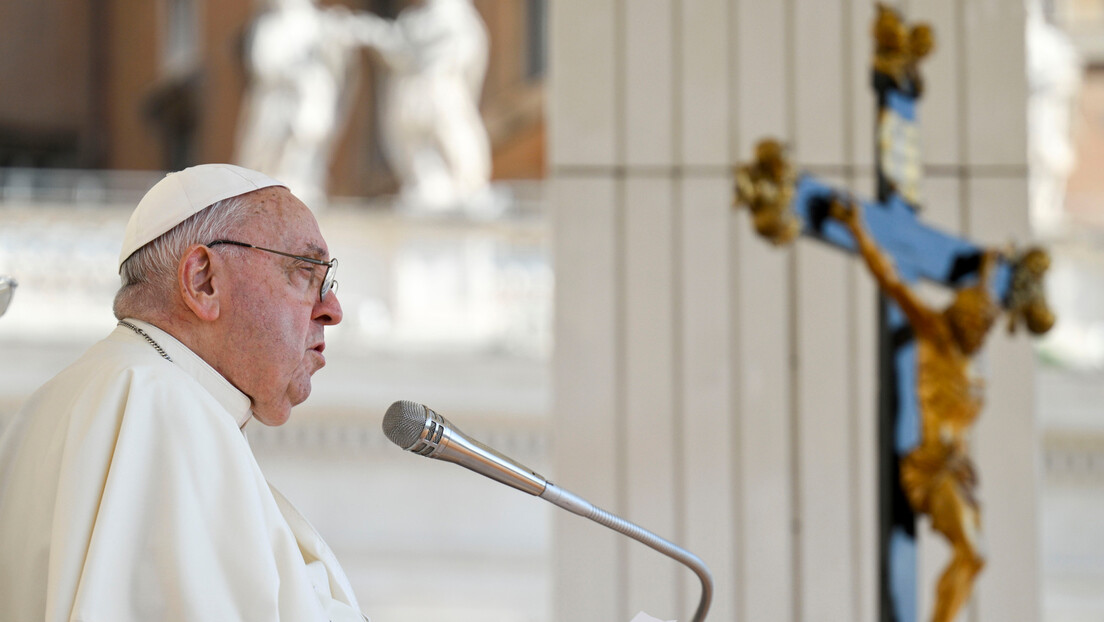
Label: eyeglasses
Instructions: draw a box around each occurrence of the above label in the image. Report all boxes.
[207,240,338,302]
[0,276,16,318]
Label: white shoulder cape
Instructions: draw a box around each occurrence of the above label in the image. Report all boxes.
[0,320,366,621]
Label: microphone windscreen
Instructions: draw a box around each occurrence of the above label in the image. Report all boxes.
[383,400,429,448]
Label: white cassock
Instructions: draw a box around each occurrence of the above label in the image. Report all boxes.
[0,320,367,622]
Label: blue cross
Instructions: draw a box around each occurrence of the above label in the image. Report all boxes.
[791,169,1013,622]
[734,9,1052,619]
[737,78,1025,622]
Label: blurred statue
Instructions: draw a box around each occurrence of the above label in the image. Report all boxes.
[733,139,801,245]
[1026,2,1082,235]
[235,0,359,207]
[0,276,15,318]
[832,200,998,622]
[351,0,493,212]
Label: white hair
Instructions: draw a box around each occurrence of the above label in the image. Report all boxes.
[113,194,256,319]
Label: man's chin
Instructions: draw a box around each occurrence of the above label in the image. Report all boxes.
[290,377,313,405]
[253,406,293,427]
[250,376,314,426]
[279,380,313,415]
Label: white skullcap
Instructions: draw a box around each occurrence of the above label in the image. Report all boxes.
[118,163,286,271]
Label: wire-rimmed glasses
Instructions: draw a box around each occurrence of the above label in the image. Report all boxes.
[206,240,338,302]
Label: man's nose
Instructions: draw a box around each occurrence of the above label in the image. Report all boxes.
[315,290,343,325]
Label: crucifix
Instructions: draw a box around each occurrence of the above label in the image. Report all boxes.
[733,5,1054,622]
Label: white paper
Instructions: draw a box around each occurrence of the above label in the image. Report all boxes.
[629,612,676,622]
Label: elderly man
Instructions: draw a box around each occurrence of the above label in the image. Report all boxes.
[0,164,365,621]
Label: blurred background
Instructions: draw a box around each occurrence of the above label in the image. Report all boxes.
[0,0,1103,621]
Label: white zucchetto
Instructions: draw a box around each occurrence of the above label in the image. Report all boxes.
[118,163,285,271]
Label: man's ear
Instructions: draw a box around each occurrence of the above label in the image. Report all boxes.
[179,245,220,321]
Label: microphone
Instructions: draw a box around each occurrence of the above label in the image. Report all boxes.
[382,400,714,622]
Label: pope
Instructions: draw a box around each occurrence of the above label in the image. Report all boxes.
[0,164,366,621]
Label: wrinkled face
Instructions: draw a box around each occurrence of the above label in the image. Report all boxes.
[214,187,343,425]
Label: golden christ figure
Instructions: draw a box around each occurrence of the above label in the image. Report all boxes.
[832,199,995,622]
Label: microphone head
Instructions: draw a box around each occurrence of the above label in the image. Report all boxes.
[383,400,431,449]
